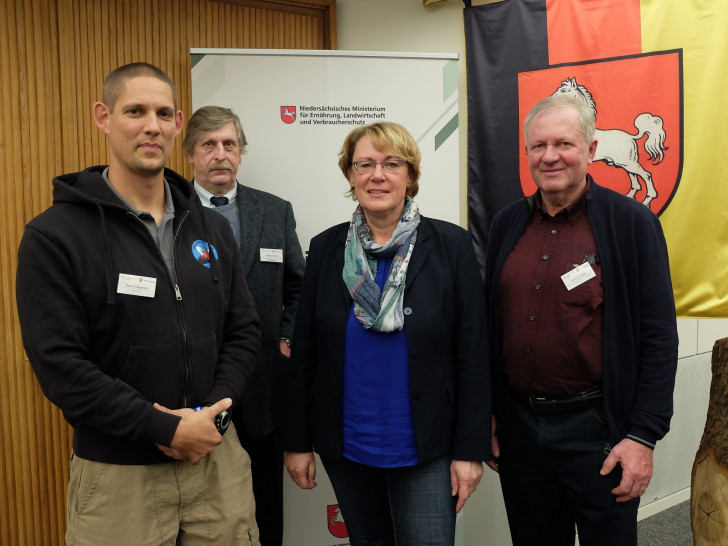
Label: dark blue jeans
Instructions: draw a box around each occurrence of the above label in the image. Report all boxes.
[498,393,639,546]
[320,454,456,546]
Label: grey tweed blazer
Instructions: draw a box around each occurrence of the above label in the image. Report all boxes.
[202,181,306,438]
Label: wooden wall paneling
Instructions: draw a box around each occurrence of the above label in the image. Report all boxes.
[0,5,14,542]
[77,2,93,171]
[25,1,61,541]
[78,1,89,169]
[41,0,61,210]
[277,10,284,47]
[9,2,31,543]
[59,1,83,173]
[25,0,42,504]
[32,48,72,504]
[257,6,265,46]
[204,1,215,48]
[42,2,69,519]
[225,3,235,45]
[5,3,27,543]
[176,3,188,86]
[28,1,42,191]
[242,3,252,44]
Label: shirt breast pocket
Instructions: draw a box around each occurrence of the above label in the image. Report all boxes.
[560,259,603,313]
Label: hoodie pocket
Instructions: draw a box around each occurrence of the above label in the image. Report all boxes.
[188,334,218,403]
[119,342,186,407]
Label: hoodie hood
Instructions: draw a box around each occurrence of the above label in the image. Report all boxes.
[52,165,197,210]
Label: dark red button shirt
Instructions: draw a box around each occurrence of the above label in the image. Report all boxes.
[499,185,604,397]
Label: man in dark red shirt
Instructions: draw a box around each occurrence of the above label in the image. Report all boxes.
[484,95,678,546]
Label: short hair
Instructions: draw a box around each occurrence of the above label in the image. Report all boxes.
[102,62,178,111]
[524,95,596,145]
[183,106,248,156]
[338,122,421,200]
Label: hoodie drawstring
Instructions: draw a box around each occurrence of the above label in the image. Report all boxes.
[97,204,118,305]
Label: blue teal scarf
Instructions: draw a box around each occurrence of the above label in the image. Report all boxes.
[342,198,420,332]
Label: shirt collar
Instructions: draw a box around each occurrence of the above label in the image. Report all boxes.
[193,180,238,208]
[535,177,590,223]
[102,166,175,218]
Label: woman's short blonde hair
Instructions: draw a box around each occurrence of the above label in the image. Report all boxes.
[338,122,421,200]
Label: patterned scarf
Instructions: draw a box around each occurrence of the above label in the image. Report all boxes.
[342,198,420,332]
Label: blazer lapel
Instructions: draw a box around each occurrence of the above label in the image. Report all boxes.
[336,227,352,304]
[405,218,431,290]
[237,184,260,274]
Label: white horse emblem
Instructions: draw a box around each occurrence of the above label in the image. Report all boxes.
[552,77,668,208]
[282,107,296,121]
[329,506,345,524]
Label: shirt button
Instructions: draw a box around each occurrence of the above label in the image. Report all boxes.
[551,230,557,235]
[542,255,549,260]
[529,315,535,321]
[404,307,412,316]
[535,284,541,290]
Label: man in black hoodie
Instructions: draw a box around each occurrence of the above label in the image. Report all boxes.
[16,63,262,545]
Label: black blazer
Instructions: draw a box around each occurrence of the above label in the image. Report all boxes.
[283,216,491,463]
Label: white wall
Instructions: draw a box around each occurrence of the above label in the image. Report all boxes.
[336,1,727,544]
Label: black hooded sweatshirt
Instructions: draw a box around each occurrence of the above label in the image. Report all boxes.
[16,166,260,464]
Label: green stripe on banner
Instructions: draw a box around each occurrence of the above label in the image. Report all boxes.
[435,114,458,151]
[443,59,458,101]
[190,54,205,69]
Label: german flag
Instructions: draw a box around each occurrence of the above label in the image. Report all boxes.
[465,0,727,317]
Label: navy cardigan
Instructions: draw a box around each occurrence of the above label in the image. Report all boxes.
[485,178,678,449]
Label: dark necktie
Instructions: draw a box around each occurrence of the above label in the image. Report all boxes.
[210,196,229,207]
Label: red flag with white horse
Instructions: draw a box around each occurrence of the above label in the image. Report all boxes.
[517,51,682,215]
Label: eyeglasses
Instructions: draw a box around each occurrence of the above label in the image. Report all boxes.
[352,159,407,174]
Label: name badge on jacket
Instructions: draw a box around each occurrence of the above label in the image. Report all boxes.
[117,273,157,298]
[260,248,283,263]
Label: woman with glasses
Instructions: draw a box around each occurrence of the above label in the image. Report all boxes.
[283,122,491,546]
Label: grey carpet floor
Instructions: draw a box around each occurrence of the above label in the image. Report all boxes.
[638,500,692,545]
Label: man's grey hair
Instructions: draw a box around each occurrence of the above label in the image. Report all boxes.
[524,95,596,145]
[183,105,248,155]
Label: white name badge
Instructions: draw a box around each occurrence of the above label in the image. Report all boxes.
[260,248,283,263]
[561,262,596,291]
[117,273,157,298]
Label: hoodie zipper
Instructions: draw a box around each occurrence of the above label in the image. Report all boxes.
[171,210,193,407]
[128,209,193,407]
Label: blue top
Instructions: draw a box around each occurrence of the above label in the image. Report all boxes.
[342,257,419,468]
